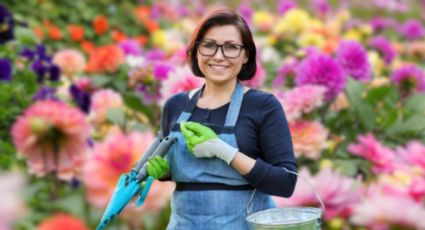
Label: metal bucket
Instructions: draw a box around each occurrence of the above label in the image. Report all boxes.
[246,167,324,230]
[246,207,322,230]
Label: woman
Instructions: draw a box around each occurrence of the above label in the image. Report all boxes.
[146,7,297,229]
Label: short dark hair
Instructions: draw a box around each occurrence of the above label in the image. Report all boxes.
[186,7,257,81]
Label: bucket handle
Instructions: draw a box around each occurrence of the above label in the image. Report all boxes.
[246,167,326,215]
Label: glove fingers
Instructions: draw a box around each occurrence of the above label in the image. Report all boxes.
[146,162,159,178]
[156,156,169,171]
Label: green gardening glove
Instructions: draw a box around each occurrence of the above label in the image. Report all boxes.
[146,156,169,179]
[180,121,238,164]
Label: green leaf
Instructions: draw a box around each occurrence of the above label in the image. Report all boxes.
[405,92,425,114]
[387,114,425,135]
[345,79,375,131]
[336,160,358,177]
[91,75,111,87]
[122,92,154,118]
[106,108,126,127]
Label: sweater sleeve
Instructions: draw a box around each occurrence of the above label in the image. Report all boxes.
[242,94,297,197]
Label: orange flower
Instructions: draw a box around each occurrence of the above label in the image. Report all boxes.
[48,25,62,40]
[80,40,95,54]
[135,35,148,46]
[134,6,150,22]
[111,30,127,42]
[33,27,44,40]
[68,25,85,42]
[37,213,89,230]
[86,44,125,73]
[142,18,159,33]
[92,15,109,35]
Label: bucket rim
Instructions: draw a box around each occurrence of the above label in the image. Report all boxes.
[246,207,322,227]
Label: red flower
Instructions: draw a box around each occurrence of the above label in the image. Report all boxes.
[86,44,125,73]
[92,15,109,35]
[80,40,95,54]
[111,30,127,42]
[48,25,62,40]
[68,25,85,42]
[37,213,89,230]
[33,27,44,40]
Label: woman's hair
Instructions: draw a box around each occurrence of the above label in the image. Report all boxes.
[186,7,257,81]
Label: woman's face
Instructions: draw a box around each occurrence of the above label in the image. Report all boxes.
[197,25,248,85]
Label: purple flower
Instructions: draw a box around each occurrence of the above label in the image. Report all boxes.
[336,40,371,81]
[369,17,397,32]
[119,39,142,56]
[310,0,330,16]
[69,85,91,113]
[400,19,425,40]
[22,44,61,83]
[20,47,35,60]
[145,48,166,61]
[237,1,254,26]
[0,58,12,81]
[277,0,297,15]
[0,4,14,44]
[273,60,298,88]
[369,36,396,65]
[136,84,160,105]
[391,64,425,97]
[32,87,57,101]
[153,62,173,80]
[296,54,345,101]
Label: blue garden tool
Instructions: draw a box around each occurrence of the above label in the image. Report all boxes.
[96,133,177,230]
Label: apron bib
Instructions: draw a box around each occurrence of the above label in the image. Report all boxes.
[166,82,275,229]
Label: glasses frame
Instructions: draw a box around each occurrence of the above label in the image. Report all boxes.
[196,41,245,59]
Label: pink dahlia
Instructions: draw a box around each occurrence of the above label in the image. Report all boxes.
[336,40,371,81]
[390,64,425,97]
[11,100,90,180]
[288,120,328,159]
[400,19,425,40]
[348,133,396,174]
[89,89,123,125]
[296,53,345,101]
[273,167,362,220]
[272,60,298,88]
[369,36,397,65]
[159,65,204,105]
[277,85,326,121]
[84,131,153,207]
[397,141,425,171]
[52,49,86,77]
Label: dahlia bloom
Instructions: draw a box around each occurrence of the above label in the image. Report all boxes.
[89,89,123,125]
[350,192,425,229]
[390,64,425,97]
[273,167,362,220]
[274,9,310,35]
[277,85,326,121]
[400,19,425,40]
[37,213,89,230]
[369,36,396,64]
[159,65,204,105]
[272,60,298,88]
[252,11,274,32]
[242,61,265,88]
[336,40,371,81]
[348,133,396,173]
[118,39,142,56]
[52,49,86,77]
[296,53,345,101]
[83,131,174,214]
[86,45,125,73]
[11,100,90,180]
[397,141,425,172]
[289,120,328,159]
[277,0,297,15]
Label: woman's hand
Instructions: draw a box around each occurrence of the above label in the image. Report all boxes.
[146,156,169,179]
[180,121,238,164]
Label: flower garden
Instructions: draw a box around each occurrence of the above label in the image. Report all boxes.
[1,0,425,229]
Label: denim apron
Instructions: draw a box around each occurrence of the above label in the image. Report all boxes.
[165,82,275,230]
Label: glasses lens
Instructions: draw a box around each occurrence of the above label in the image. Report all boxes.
[223,44,242,58]
[199,42,217,56]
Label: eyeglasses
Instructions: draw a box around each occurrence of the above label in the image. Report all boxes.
[197,41,244,58]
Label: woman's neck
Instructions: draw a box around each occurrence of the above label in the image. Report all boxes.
[202,79,237,102]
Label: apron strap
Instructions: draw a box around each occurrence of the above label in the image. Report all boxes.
[224,82,244,127]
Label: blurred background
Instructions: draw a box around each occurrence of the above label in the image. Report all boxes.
[1,0,425,229]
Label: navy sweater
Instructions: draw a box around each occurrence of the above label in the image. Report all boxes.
[161,88,297,197]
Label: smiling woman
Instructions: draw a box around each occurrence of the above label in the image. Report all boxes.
[144,7,297,230]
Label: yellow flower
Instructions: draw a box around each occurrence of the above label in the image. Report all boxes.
[152,30,167,49]
[368,51,384,77]
[297,32,325,48]
[252,11,274,32]
[319,159,333,169]
[267,35,277,46]
[274,9,310,36]
[343,29,362,41]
